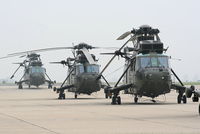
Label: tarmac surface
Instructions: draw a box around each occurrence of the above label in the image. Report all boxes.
[0,85,200,134]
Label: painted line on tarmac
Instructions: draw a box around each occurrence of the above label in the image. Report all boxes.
[0,112,61,134]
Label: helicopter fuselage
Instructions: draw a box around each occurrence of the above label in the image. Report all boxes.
[69,73,101,95]
[23,66,46,87]
[124,53,172,98]
[67,64,101,95]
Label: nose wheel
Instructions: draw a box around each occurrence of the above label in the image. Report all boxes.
[48,84,52,89]
[75,94,78,99]
[199,104,200,116]
[58,93,65,99]
[134,96,138,103]
[177,94,187,104]
[18,84,23,89]
[111,96,121,105]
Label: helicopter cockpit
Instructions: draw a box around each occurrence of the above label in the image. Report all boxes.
[136,54,169,70]
[76,64,99,74]
[30,66,45,74]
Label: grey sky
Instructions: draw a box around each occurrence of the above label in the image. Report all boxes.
[0,0,200,82]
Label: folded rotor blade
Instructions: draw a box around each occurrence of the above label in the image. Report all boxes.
[80,48,96,64]
[117,31,132,40]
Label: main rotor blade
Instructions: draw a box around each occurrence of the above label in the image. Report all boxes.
[117,31,132,40]
[49,62,63,64]
[100,53,115,55]
[12,62,24,64]
[98,36,134,77]
[50,60,67,65]
[7,47,73,57]
[93,47,119,50]
[19,55,26,58]
[0,55,18,59]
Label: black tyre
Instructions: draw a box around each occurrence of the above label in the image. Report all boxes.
[48,85,52,89]
[111,97,117,105]
[117,96,121,105]
[134,97,138,103]
[75,94,77,99]
[19,85,23,89]
[199,104,200,116]
[192,96,199,102]
[183,95,187,104]
[58,94,62,99]
[105,94,108,99]
[62,94,65,99]
[177,94,181,104]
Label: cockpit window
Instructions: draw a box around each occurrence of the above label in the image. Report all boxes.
[76,65,84,74]
[140,57,151,68]
[139,56,168,68]
[158,57,168,68]
[151,57,158,67]
[76,64,99,74]
[31,67,45,73]
[86,65,99,73]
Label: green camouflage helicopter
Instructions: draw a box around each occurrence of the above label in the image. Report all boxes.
[51,43,111,99]
[99,25,197,106]
[0,52,55,89]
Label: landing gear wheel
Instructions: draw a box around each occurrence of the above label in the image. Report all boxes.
[58,94,62,99]
[105,94,108,99]
[117,96,121,105]
[134,97,138,103]
[62,94,65,99]
[199,104,200,116]
[58,93,65,99]
[75,94,77,99]
[18,84,23,89]
[28,85,31,88]
[192,95,199,102]
[48,84,52,89]
[177,94,182,104]
[111,97,117,105]
[183,95,187,104]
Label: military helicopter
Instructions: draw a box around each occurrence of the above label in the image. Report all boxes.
[0,52,55,89]
[99,25,195,105]
[11,43,111,99]
[50,43,111,99]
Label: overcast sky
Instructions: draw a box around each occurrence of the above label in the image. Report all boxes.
[0,0,200,82]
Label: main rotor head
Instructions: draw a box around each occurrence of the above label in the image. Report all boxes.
[73,43,94,50]
[131,25,160,35]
